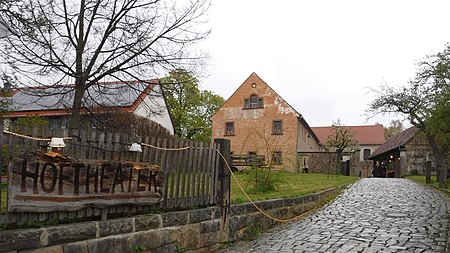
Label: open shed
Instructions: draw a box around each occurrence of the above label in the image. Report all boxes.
[369,127,432,178]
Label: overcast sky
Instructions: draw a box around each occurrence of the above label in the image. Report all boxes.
[198,0,450,127]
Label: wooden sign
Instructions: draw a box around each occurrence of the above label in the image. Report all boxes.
[8,152,164,212]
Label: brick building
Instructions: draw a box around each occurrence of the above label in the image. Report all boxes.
[211,73,321,171]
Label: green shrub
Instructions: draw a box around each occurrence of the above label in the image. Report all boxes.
[245,166,282,194]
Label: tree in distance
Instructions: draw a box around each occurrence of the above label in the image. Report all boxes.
[160,69,224,142]
[384,119,405,140]
[324,119,359,174]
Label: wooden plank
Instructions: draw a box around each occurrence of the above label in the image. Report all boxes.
[199,142,208,206]
[184,140,194,206]
[97,132,105,160]
[212,143,220,205]
[141,137,150,163]
[209,143,218,204]
[88,130,96,159]
[113,134,120,161]
[174,139,185,207]
[152,137,160,165]
[105,132,113,161]
[201,142,209,206]
[119,134,128,162]
[134,137,142,162]
[160,139,170,208]
[203,142,213,205]
[79,128,88,160]
[195,142,204,205]
[144,137,153,164]
[167,139,179,208]
[191,141,200,206]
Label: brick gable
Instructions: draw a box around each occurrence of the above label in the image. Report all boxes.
[211,73,320,171]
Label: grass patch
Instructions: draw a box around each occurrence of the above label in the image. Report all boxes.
[405,175,450,196]
[1,187,6,213]
[230,172,358,204]
[219,241,235,249]
[241,222,263,241]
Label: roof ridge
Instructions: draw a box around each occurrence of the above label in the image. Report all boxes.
[13,79,158,91]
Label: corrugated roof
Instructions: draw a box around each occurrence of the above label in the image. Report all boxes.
[311,125,386,145]
[5,80,157,115]
[369,127,419,159]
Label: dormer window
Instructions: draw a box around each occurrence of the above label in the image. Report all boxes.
[244,94,263,109]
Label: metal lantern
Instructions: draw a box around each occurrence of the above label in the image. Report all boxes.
[129,143,143,152]
[49,137,66,154]
[49,137,66,148]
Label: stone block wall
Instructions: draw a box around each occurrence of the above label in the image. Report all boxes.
[0,188,341,253]
[298,152,338,174]
[360,160,373,178]
[298,152,361,176]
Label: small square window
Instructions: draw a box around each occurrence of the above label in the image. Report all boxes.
[244,99,249,109]
[363,149,371,160]
[225,122,234,136]
[272,120,283,135]
[258,98,264,108]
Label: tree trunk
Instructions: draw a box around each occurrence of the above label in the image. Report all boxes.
[441,162,448,188]
[427,135,449,188]
[336,150,342,175]
[69,0,86,130]
[69,80,85,129]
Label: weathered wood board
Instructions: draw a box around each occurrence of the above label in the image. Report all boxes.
[8,152,164,212]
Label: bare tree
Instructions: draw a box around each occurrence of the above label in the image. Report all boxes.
[240,123,290,193]
[368,44,450,188]
[324,119,359,174]
[0,0,210,128]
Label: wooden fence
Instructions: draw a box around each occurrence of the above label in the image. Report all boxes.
[0,124,229,225]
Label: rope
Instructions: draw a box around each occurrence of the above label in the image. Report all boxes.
[2,129,316,223]
[214,148,317,223]
[3,130,51,141]
[118,142,311,223]
[3,130,72,141]
[140,142,190,151]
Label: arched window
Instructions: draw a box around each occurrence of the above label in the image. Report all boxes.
[244,94,264,109]
[249,95,258,108]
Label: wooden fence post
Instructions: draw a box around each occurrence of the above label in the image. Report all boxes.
[441,161,448,189]
[425,161,431,184]
[0,122,3,212]
[214,139,230,220]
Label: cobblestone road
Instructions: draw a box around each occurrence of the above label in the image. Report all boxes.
[220,178,450,253]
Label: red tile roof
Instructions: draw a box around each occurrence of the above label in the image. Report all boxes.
[311,125,385,145]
